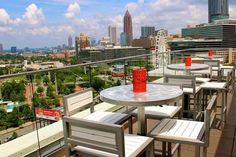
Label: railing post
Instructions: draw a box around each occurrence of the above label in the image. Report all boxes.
[54,72,58,95]
[146,56,149,81]
[124,60,127,85]
[89,66,92,87]
[29,74,42,157]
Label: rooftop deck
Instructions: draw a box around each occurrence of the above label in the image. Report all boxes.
[0,50,235,157]
[50,86,236,157]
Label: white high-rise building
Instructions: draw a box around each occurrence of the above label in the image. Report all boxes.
[108,26,117,45]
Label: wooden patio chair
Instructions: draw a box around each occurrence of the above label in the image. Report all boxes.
[63,117,154,157]
[63,88,132,131]
[164,75,202,120]
[149,95,217,157]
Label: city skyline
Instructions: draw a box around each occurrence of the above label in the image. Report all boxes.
[0,0,236,49]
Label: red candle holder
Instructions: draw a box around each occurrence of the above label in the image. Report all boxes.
[185,57,192,67]
[208,50,213,56]
[133,68,147,93]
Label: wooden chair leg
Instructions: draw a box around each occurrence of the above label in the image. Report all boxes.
[195,146,200,157]
[203,146,207,157]
[168,142,171,157]
[178,144,181,157]
[128,117,133,134]
[146,140,154,157]
[162,142,167,157]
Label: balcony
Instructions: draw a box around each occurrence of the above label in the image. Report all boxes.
[0,48,235,157]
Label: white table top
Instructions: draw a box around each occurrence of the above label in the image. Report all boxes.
[196,54,223,59]
[100,84,183,107]
[167,63,209,71]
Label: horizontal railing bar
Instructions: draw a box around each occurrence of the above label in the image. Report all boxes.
[0,47,230,80]
[0,53,154,79]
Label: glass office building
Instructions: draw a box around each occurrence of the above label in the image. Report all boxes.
[209,0,229,23]
[141,26,155,38]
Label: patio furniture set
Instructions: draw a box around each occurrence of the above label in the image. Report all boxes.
[61,54,235,157]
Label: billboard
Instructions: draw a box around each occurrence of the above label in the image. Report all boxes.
[35,108,62,121]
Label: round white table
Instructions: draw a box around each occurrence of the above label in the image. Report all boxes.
[196,54,223,59]
[167,63,209,75]
[100,84,183,135]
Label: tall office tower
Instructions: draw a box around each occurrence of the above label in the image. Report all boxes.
[209,0,229,23]
[120,32,128,46]
[141,26,155,38]
[68,35,73,48]
[123,10,133,46]
[0,43,3,52]
[108,26,117,45]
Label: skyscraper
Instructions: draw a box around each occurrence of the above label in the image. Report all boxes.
[108,26,117,45]
[209,0,229,23]
[68,35,73,48]
[141,26,155,38]
[123,10,133,46]
[120,32,128,46]
[0,43,3,52]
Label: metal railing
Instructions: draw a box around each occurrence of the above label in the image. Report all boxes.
[0,47,233,157]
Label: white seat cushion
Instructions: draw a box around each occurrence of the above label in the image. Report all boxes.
[212,67,220,71]
[132,105,181,118]
[74,134,153,157]
[200,82,226,90]
[196,77,211,83]
[191,69,211,75]
[183,86,201,94]
[84,111,129,124]
[150,118,204,143]
[221,65,234,69]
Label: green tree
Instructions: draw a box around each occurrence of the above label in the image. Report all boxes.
[114,79,121,86]
[91,77,105,91]
[2,80,25,102]
[6,109,20,128]
[36,86,44,95]
[47,84,55,98]
[43,75,50,85]
[20,105,33,120]
[0,109,7,130]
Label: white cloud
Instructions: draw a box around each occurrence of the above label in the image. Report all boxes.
[0,26,12,32]
[65,2,80,19]
[110,15,123,29]
[138,0,144,4]
[229,5,236,19]
[29,26,50,35]
[125,3,139,12]
[54,25,75,34]
[21,4,45,25]
[0,9,11,26]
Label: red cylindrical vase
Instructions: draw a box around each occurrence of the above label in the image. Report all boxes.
[208,50,213,56]
[185,57,192,67]
[133,68,147,93]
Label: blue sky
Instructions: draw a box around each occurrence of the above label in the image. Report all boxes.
[0,0,236,49]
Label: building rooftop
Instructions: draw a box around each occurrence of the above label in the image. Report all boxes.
[0,50,235,157]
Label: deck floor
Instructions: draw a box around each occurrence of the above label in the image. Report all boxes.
[51,88,236,157]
